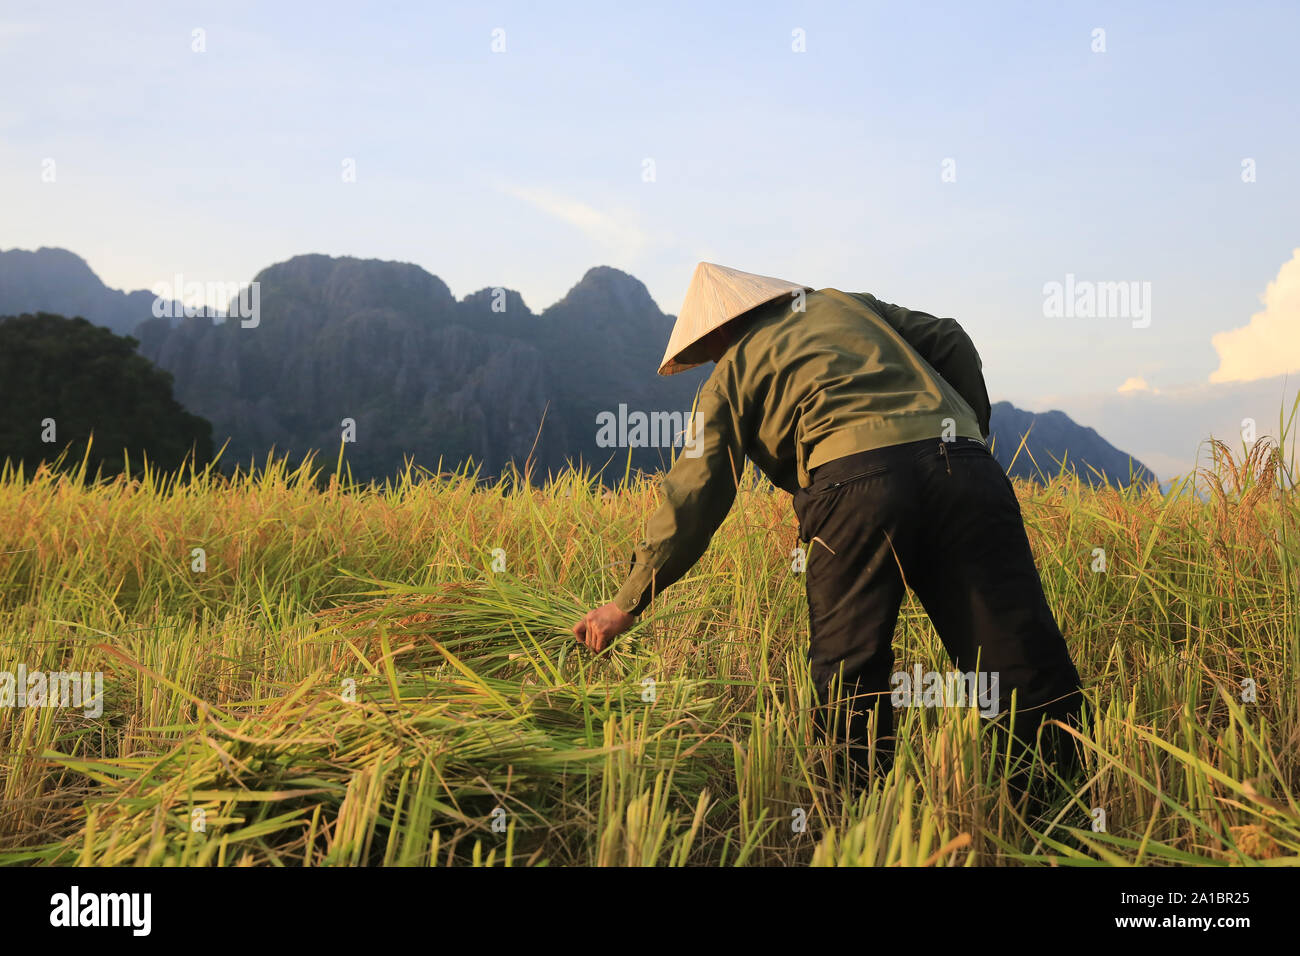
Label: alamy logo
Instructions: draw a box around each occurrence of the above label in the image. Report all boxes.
[595,404,706,458]
[0,666,103,718]
[890,664,1001,717]
[151,274,261,328]
[1042,273,1151,328]
[49,886,151,936]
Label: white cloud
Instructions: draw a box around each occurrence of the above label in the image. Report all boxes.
[1029,376,1300,482]
[1118,376,1156,394]
[1210,248,1300,383]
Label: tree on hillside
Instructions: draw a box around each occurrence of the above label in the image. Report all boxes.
[0,312,213,477]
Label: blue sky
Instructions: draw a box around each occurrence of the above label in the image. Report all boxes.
[2,0,1298,479]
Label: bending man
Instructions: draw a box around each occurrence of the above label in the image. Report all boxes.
[573,263,1084,786]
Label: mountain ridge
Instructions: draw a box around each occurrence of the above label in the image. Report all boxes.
[0,247,1156,487]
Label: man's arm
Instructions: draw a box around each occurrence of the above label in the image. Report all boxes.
[610,383,746,616]
[854,292,993,441]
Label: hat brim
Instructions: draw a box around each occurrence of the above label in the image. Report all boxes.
[657,286,811,375]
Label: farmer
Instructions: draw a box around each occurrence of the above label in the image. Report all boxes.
[572,263,1084,788]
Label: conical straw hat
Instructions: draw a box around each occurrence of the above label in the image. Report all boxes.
[658,262,812,375]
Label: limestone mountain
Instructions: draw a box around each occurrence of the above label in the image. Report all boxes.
[132,255,711,480]
[988,401,1156,489]
[0,247,174,337]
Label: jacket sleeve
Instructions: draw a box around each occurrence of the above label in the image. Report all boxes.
[855,292,992,441]
[611,383,746,616]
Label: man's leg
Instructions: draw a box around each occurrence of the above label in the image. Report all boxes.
[793,444,922,785]
[903,440,1085,803]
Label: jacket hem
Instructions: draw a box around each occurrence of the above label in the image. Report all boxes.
[805,415,983,485]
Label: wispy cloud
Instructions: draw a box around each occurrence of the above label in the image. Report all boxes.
[499,184,652,256]
[1210,248,1300,383]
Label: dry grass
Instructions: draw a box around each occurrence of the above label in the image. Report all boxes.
[0,427,1297,866]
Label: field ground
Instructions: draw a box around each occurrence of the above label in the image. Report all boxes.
[1,436,1297,866]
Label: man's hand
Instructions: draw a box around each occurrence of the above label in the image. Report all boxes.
[573,601,635,652]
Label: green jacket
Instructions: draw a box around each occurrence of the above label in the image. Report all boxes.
[611,288,991,615]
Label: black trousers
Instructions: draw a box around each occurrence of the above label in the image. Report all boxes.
[792,436,1084,789]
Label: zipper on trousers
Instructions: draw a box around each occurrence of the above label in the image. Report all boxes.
[825,472,863,492]
[939,440,952,475]
[820,465,888,492]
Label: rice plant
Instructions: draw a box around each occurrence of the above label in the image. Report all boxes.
[0,416,1296,866]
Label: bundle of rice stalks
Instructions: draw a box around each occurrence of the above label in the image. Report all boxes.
[318,572,652,680]
[5,575,735,866]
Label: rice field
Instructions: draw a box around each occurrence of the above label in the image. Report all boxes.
[0,431,1297,867]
